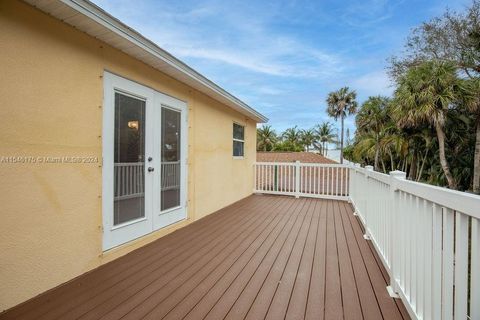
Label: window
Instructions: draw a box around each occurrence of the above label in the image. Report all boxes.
[233,123,245,157]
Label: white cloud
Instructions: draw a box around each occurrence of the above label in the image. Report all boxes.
[92,0,344,79]
[171,44,342,78]
[341,0,397,27]
[256,86,284,96]
[351,70,394,98]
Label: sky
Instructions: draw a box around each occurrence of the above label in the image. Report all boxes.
[92,0,470,136]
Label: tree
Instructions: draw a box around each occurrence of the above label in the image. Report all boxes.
[389,0,480,80]
[345,128,352,146]
[461,78,480,192]
[300,129,316,151]
[257,125,277,151]
[392,61,460,189]
[356,96,390,170]
[326,87,358,164]
[315,122,337,156]
[282,126,302,145]
[386,0,480,192]
[342,1,480,190]
[273,140,304,152]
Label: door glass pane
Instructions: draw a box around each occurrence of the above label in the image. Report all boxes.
[114,92,145,225]
[161,107,181,211]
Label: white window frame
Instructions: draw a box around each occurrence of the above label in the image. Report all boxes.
[233,122,245,159]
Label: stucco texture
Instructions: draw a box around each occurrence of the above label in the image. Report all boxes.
[0,0,257,311]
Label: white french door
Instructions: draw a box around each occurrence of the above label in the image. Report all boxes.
[102,72,187,250]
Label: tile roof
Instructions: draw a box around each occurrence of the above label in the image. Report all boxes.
[256,152,337,164]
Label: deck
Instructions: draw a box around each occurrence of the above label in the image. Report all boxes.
[0,195,409,320]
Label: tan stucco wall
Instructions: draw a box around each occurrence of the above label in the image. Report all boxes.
[0,0,257,311]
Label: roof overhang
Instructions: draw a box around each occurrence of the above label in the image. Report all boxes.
[23,0,268,123]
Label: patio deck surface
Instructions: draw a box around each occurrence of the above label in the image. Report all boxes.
[0,195,409,320]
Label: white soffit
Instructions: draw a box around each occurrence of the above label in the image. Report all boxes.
[23,0,268,123]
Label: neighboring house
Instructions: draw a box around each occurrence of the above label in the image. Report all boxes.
[257,151,337,164]
[324,148,354,165]
[0,0,267,311]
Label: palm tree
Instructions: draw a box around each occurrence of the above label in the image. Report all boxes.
[282,126,302,146]
[315,122,337,156]
[393,61,460,188]
[356,96,390,170]
[257,125,277,151]
[301,129,316,151]
[380,129,409,172]
[353,132,377,163]
[326,87,358,164]
[462,78,480,193]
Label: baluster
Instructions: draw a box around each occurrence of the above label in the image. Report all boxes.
[454,212,469,320]
[262,164,266,191]
[336,167,339,196]
[322,167,325,195]
[326,167,330,195]
[431,204,442,319]
[340,167,343,196]
[442,208,454,320]
[471,218,480,319]
[308,167,313,193]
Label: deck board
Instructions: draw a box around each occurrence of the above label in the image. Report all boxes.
[284,199,319,320]
[0,195,409,320]
[243,198,312,320]
[334,201,363,320]
[305,197,327,320]
[338,201,384,320]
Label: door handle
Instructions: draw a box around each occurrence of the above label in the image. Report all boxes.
[148,167,154,172]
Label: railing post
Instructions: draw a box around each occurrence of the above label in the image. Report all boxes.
[253,163,257,193]
[347,164,353,204]
[363,165,374,240]
[387,170,406,298]
[295,161,300,198]
[352,163,361,216]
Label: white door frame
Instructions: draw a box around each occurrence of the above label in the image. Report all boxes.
[102,71,188,250]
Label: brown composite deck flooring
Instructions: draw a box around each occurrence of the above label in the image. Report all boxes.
[1,195,409,320]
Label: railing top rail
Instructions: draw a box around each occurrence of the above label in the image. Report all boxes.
[351,162,480,219]
[368,170,391,185]
[254,161,348,168]
[115,162,144,167]
[349,164,366,172]
[396,178,480,219]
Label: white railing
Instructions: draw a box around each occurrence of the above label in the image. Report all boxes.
[254,161,349,200]
[161,161,180,190]
[114,162,144,200]
[114,161,180,201]
[254,161,480,320]
[350,165,480,320]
